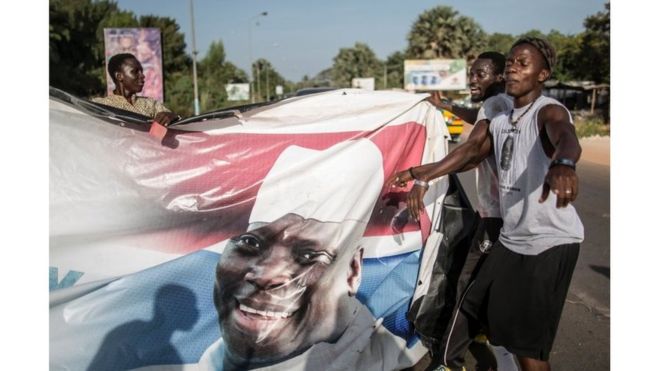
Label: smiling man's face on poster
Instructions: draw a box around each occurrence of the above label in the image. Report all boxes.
[212,139,382,365]
[215,214,362,361]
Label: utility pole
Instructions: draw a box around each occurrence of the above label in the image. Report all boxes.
[248,12,268,103]
[189,0,200,115]
[265,66,269,101]
[256,61,261,102]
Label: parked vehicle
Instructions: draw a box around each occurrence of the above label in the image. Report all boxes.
[441,109,465,142]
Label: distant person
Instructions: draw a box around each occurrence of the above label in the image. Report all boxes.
[389,51,516,371]
[92,53,180,126]
[392,37,584,371]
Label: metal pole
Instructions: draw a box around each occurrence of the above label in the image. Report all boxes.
[383,64,387,90]
[590,88,597,114]
[257,63,262,102]
[189,0,200,115]
[248,23,253,103]
[248,12,267,104]
[266,67,269,101]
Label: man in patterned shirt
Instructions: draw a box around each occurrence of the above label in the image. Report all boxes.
[92,53,180,126]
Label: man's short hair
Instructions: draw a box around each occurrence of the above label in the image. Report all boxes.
[511,37,557,73]
[476,51,506,75]
[107,53,138,84]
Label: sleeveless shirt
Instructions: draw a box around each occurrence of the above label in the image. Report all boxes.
[475,93,513,218]
[489,95,584,255]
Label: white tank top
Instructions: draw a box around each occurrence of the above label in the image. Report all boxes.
[475,93,513,218]
[489,95,584,255]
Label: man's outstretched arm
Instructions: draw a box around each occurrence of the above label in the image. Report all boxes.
[385,119,493,221]
[427,91,479,124]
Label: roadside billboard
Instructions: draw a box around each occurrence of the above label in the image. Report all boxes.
[352,77,375,91]
[225,83,250,101]
[103,28,164,102]
[404,59,466,91]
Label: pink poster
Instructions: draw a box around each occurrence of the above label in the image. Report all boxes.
[103,28,164,102]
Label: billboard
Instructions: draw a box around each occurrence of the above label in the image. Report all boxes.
[50,89,456,370]
[352,77,376,91]
[404,59,467,91]
[103,28,164,102]
[225,83,250,101]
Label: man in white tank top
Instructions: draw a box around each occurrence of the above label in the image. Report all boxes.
[388,52,516,370]
[389,38,583,371]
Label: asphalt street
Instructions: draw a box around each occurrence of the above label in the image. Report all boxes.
[453,145,611,371]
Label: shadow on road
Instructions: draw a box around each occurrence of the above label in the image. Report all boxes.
[589,265,610,279]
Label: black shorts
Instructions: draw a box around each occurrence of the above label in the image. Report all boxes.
[461,241,579,361]
[455,216,503,297]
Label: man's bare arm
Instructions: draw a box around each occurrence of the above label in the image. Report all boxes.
[538,104,582,208]
[427,92,479,124]
[386,119,493,221]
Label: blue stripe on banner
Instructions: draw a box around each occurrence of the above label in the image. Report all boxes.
[66,249,421,369]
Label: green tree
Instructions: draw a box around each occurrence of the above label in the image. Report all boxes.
[50,0,135,96]
[165,70,194,117]
[406,6,487,61]
[486,33,515,55]
[517,29,546,39]
[577,2,609,83]
[294,68,332,91]
[545,30,582,82]
[384,51,406,89]
[331,42,383,88]
[49,0,195,115]
[198,41,250,111]
[253,58,287,102]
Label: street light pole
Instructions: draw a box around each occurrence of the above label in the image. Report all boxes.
[265,66,269,101]
[248,11,268,103]
[189,0,200,115]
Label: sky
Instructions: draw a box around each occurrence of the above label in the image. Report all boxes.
[115,0,608,82]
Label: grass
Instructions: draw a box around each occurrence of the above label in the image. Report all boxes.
[573,113,610,138]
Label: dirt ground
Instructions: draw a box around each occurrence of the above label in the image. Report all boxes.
[578,136,609,166]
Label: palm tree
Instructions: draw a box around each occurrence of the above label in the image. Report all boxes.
[406,6,487,62]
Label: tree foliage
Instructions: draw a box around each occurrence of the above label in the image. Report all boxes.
[49,0,253,116]
[406,6,487,61]
[576,1,610,83]
[49,0,133,96]
[384,51,406,89]
[197,41,250,111]
[253,58,288,102]
[485,33,516,56]
[49,0,193,113]
[331,43,383,88]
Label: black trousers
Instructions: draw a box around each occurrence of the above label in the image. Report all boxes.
[437,217,502,369]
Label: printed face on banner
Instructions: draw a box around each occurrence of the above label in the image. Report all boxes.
[214,213,361,362]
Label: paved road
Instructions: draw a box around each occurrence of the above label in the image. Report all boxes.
[453,146,611,371]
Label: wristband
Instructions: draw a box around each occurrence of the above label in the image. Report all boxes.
[549,158,576,170]
[408,167,417,180]
[413,179,429,189]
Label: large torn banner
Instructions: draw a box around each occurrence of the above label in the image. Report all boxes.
[49,88,454,370]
